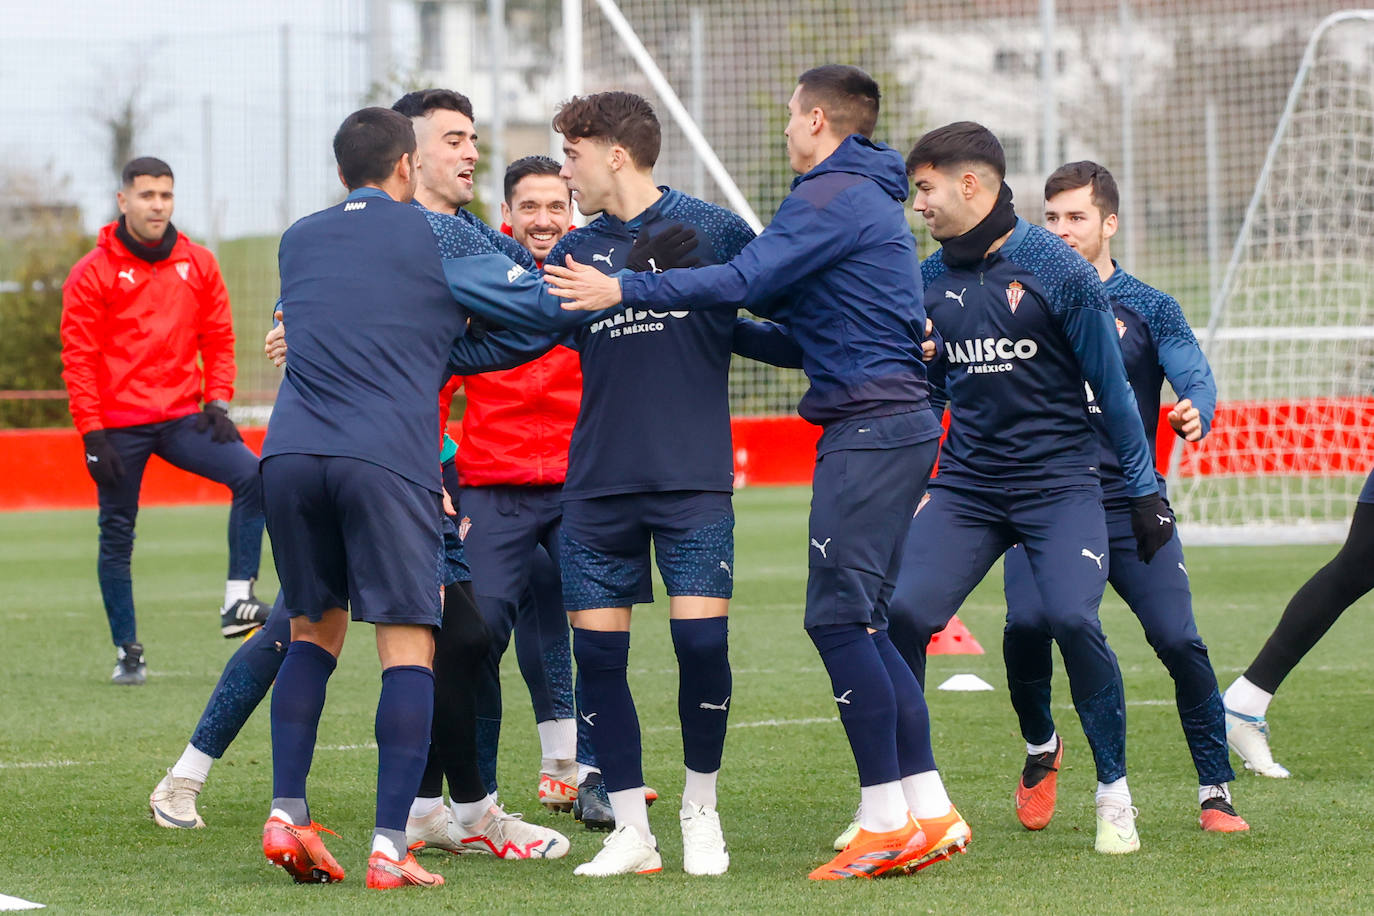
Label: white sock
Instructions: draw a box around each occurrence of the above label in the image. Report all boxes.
[607,787,652,843]
[1096,777,1131,805]
[409,795,443,819]
[270,807,304,825]
[682,767,719,811]
[859,781,910,833]
[1026,731,1059,756]
[452,794,495,828]
[537,718,577,767]
[902,770,953,820]
[171,744,214,783]
[223,579,251,611]
[1223,676,1273,718]
[370,832,402,860]
[577,763,600,784]
[1199,783,1231,806]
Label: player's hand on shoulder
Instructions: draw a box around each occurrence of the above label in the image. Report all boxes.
[627,222,702,273]
[1168,398,1202,441]
[1128,493,1176,563]
[80,430,124,487]
[195,400,242,444]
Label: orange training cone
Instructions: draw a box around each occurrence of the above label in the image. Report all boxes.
[926,615,984,655]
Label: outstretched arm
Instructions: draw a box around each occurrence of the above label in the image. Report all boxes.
[447,329,567,375]
[731,317,804,368]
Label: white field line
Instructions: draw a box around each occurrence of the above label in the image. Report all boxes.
[0,760,96,770]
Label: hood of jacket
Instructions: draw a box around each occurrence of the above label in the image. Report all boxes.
[791,134,910,203]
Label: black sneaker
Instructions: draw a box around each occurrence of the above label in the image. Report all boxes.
[571,771,615,832]
[221,595,271,638]
[112,642,146,685]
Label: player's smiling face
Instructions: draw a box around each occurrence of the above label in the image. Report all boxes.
[559,136,615,215]
[1045,184,1116,265]
[413,108,479,212]
[502,174,572,262]
[910,164,973,241]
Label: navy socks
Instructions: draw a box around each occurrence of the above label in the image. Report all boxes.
[808,622,900,787]
[269,640,337,804]
[670,617,732,774]
[572,628,642,792]
[375,665,435,831]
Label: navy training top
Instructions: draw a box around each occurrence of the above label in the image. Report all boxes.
[923,217,1159,497]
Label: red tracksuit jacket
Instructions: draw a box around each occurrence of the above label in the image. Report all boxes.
[60,222,235,434]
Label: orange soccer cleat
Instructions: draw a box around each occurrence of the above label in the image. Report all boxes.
[1199,797,1250,833]
[807,816,926,880]
[898,807,971,873]
[366,843,446,888]
[1015,739,1063,830]
[262,816,346,884]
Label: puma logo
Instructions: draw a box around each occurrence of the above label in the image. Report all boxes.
[698,696,730,711]
[945,287,966,308]
[1177,562,1188,577]
[1081,548,1105,570]
[1157,515,1173,526]
[810,537,831,558]
[118,268,136,284]
[592,248,615,266]
[719,560,732,579]
[580,712,597,726]
[647,257,662,274]
[834,689,853,705]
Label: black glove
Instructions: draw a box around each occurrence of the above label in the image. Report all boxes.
[194,401,242,444]
[81,430,125,488]
[467,315,506,339]
[1129,493,1176,563]
[626,223,702,273]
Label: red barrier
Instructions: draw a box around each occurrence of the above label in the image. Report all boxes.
[4,399,1371,511]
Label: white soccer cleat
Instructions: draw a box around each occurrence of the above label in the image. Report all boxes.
[1094,798,1140,854]
[455,804,569,859]
[406,804,463,853]
[149,769,205,829]
[1224,708,1291,778]
[832,806,861,851]
[573,824,662,876]
[680,802,729,876]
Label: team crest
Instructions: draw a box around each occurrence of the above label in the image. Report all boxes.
[458,516,472,540]
[1116,317,1127,339]
[1005,280,1025,313]
[176,261,190,280]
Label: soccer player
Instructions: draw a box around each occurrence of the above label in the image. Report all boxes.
[460,154,583,813]
[60,156,272,684]
[1223,466,1374,777]
[1000,161,1247,833]
[546,66,960,881]
[883,123,1176,856]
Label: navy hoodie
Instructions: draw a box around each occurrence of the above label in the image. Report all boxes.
[619,135,939,439]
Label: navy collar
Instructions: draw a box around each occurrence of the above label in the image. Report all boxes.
[346,187,395,203]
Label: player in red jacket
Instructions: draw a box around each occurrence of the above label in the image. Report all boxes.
[454,155,588,814]
[60,157,270,686]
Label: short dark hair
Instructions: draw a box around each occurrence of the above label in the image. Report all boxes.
[1044,160,1119,219]
[332,107,416,190]
[906,121,1006,182]
[504,155,566,203]
[552,92,660,169]
[796,65,881,138]
[121,156,173,187]
[391,88,475,122]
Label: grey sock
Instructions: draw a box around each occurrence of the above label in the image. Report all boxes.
[270,797,309,825]
[372,827,410,859]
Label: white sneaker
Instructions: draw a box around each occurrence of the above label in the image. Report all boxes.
[680,802,729,875]
[1224,707,1291,778]
[455,804,569,859]
[1094,798,1140,854]
[149,769,205,829]
[832,806,861,851]
[406,803,463,853]
[573,824,662,876]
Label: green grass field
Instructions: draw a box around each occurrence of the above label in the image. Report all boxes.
[2,488,1372,914]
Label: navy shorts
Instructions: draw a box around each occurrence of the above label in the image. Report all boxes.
[805,437,939,629]
[440,512,471,586]
[559,490,734,611]
[262,454,443,626]
[1359,464,1374,505]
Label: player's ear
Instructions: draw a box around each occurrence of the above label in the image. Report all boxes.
[960,169,979,201]
[1101,211,1119,240]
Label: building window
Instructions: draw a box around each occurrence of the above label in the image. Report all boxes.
[1003,135,1026,174]
[419,1,442,71]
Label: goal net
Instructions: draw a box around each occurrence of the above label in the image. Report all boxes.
[1166,10,1374,544]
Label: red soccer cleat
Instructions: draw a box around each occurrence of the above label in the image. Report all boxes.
[1015,739,1063,830]
[1199,797,1250,833]
[262,816,346,884]
[366,843,446,888]
[807,816,926,880]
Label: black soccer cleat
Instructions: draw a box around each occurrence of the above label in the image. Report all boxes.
[571,771,615,831]
[221,595,272,638]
